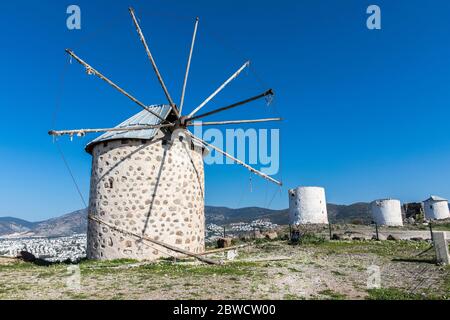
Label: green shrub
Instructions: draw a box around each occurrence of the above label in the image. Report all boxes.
[367,288,439,300]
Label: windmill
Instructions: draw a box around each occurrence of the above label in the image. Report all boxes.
[49,8,282,262]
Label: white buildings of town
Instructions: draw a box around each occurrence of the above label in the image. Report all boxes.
[0,234,86,262]
[206,220,278,243]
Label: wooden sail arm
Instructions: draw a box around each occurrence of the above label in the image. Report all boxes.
[186,89,274,122]
[186,131,282,186]
[128,7,180,118]
[187,61,250,118]
[65,49,169,123]
[48,123,174,137]
[187,118,282,126]
[179,17,199,114]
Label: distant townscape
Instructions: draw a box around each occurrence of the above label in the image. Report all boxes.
[0,234,86,263]
[206,219,279,244]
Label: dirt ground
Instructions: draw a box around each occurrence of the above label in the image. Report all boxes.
[0,239,449,300]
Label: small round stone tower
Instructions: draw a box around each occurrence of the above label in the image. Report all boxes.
[370,199,403,226]
[85,105,206,260]
[288,186,328,225]
[423,195,450,220]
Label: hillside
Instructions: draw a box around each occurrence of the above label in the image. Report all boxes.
[206,203,372,225]
[0,209,88,238]
[0,217,36,235]
[0,203,372,238]
[204,206,289,225]
[327,202,372,224]
[30,209,88,237]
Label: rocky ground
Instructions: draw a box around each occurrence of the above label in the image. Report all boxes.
[0,238,449,300]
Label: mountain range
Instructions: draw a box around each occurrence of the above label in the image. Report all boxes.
[0,209,88,238]
[0,203,372,238]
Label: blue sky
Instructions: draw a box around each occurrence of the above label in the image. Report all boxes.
[1,0,450,221]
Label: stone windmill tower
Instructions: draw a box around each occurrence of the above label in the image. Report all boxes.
[49,8,282,261]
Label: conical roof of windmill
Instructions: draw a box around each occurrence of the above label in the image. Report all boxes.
[85,105,171,153]
[425,195,448,202]
[84,105,208,154]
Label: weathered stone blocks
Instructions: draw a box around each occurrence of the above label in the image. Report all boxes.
[86,132,205,260]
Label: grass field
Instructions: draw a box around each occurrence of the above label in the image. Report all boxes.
[0,239,448,300]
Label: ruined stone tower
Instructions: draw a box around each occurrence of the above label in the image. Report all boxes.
[85,105,206,260]
[423,195,450,220]
[370,199,403,226]
[288,186,328,225]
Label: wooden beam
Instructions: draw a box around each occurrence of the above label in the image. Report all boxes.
[48,123,174,137]
[186,89,274,122]
[129,7,180,118]
[179,17,199,115]
[198,243,252,256]
[65,49,168,122]
[231,256,292,263]
[187,118,282,126]
[187,61,250,118]
[186,131,282,186]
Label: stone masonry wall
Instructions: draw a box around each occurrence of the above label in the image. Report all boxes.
[86,131,205,260]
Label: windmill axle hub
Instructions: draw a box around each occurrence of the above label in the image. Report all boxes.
[177,116,188,127]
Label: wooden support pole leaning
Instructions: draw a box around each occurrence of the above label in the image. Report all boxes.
[429,222,434,242]
[235,256,292,263]
[187,61,250,118]
[199,243,252,256]
[65,49,168,122]
[179,17,199,114]
[187,131,282,186]
[48,123,174,137]
[187,89,274,122]
[187,118,282,126]
[88,215,221,265]
[328,223,332,240]
[128,7,180,118]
